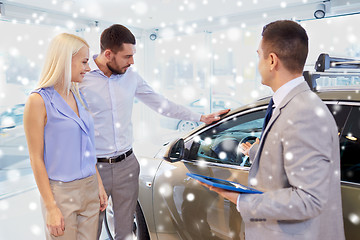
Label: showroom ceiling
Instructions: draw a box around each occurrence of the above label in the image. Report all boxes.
[1,0,360,31]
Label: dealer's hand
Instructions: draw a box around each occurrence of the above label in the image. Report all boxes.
[238,138,259,156]
[197,180,239,205]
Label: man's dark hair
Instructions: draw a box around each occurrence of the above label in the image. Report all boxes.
[100,24,136,53]
[262,20,308,73]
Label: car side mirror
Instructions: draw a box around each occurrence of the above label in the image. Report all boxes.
[163,138,185,162]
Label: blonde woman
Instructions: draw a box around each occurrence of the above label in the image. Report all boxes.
[24,33,107,239]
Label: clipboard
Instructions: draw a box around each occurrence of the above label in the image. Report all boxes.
[187,173,263,194]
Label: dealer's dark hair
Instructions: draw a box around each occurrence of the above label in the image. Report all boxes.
[261,20,308,74]
[100,24,136,53]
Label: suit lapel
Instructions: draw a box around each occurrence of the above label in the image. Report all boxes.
[249,82,311,179]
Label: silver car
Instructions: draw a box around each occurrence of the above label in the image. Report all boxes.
[104,54,360,240]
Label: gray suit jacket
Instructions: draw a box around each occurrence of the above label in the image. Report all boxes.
[238,82,345,240]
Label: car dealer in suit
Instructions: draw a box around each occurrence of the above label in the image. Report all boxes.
[200,20,345,240]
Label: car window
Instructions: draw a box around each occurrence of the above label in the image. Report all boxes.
[326,103,352,135]
[340,106,360,184]
[186,109,266,166]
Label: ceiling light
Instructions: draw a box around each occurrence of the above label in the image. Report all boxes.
[314,1,331,19]
[149,29,158,41]
[314,3,326,19]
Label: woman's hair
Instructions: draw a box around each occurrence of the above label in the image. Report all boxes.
[37,33,89,106]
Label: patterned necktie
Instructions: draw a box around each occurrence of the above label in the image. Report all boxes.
[260,98,274,139]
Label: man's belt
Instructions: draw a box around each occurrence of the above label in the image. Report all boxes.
[97,149,133,164]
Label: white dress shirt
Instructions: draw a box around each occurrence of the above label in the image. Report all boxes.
[79,55,201,158]
[237,76,305,209]
[272,76,305,111]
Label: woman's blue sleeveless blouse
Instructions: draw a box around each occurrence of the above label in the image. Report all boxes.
[32,87,97,182]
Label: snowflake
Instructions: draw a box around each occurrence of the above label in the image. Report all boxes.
[125,234,134,240]
[84,151,90,157]
[285,152,293,161]
[29,202,37,211]
[164,170,172,178]
[149,167,157,176]
[251,90,259,98]
[249,177,258,186]
[0,200,9,211]
[227,28,241,42]
[219,151,227,159]
[9,47,19,56]
[236,76,244,84]
[181,86,196,100]
[193,135,201,142]
[197,159,207,168]
[315,107,325,117]
[349,213,360,225]
[30,225,42,236]
[219,17,228,26]
[140,158,148,167]
[7,169,20,182]
[186,193,195,201]
[204,137,212,145]
[347,34,357,44]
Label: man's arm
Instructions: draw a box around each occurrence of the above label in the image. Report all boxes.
[200,109,230,124]
[135,75,230,124]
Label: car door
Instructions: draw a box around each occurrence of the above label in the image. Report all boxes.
[152,107,267,240]
[337,104,360,240]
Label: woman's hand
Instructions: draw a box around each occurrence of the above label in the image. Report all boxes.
[98,183,108,212]
[46,206,65,236]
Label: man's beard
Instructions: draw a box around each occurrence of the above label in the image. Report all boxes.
[107,62,127,75]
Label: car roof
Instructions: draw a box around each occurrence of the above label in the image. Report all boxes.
[183,88,360,139]
[316,89,360,102]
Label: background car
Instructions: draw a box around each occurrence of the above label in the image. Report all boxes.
[103,54,360,240]
[0,103,25,132]
[160,96,242,132]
